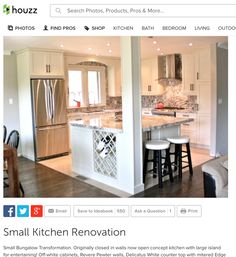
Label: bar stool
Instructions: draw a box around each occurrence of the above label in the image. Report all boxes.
[167,136,193,179]
[143,139,173,188]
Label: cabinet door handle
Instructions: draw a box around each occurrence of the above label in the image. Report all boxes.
[197,72,199,80]
[183,123,190,126]
[183,114,189,117]
[190,83,194,91]
[46,64,51,73]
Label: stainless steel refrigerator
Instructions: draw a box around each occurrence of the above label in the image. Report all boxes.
[31,79,69,161]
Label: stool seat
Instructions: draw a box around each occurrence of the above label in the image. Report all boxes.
[167,136,190,144]
[145,140,170,150]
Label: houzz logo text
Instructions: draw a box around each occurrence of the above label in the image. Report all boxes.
[3,4,38,15]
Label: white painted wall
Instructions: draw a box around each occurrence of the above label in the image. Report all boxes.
[216,45,228,155]
[210,43,228,156]
[3,53,21,154]
[16,51,35,160]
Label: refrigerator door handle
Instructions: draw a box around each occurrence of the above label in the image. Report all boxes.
[47,80,53,120]
[43,80,50,120]
[50,80,55,121]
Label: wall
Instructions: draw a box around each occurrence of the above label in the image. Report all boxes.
[216,46,228,155]
[3,53,21,152]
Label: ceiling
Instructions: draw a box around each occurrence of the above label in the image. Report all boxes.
[4,36,227,58]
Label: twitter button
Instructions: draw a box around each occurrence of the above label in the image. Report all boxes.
[17,205,29,217]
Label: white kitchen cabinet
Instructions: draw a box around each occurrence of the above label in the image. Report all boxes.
[107,59,121,96]
[141,58,159,95]
[182,54,197,95]
[176,112,197,144]
[195,48,211,82]
[30,50,64,77]
[198,82,211,114]
[182,47,211,148]
[197,114,211,146]
[183,48,211,95]
[176,112,211,147]
[195,49,211,147]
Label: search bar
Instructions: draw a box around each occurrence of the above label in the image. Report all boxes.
[50,4,236,18]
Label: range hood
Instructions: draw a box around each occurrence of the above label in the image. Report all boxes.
[158,54,182,85]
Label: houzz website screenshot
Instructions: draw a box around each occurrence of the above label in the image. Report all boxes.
[1,0,235,256]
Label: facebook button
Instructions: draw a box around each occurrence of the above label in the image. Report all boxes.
[3,205,15,217]
[17,205,29,217]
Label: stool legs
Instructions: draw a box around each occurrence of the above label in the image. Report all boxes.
[177,144,183,179]
[153,150,157,179]
[157,150,163,188]
[166,148,174,183]
[174,144,178,172]
[143,148,173,188]
[186,142,193,175]
[171,142,193,178]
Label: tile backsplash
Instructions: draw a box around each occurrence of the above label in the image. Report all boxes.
[68,84,198,113]
[106,96,122,109]
[107,84,198,110]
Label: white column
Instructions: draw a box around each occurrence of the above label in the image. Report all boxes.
[119,37,144,194]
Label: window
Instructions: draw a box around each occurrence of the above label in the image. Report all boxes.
[68,64,106,107]
[68,70,83,107]
[88,71,101,105]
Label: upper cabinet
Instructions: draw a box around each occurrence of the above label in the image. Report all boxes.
[183,48,211,95]
[16,49,64,78]
[141,58,159,95]
[29,50,64,77]
[195,48,211,82]
[182,53,197,94]
[195,48,211,114]
[107,59,121,97]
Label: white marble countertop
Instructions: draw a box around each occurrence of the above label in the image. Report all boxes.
[70,115,194,133]
[67,109,122,119]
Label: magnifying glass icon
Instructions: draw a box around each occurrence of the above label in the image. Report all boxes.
[55,7,61,14]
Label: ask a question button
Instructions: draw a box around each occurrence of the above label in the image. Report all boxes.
[44,205,71,217]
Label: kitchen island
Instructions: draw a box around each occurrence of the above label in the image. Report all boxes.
[70,115,193,195]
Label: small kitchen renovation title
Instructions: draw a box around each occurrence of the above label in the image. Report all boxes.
[3,227,126,237]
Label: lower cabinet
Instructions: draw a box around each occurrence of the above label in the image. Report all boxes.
[176,113,197,144]
[197,114,211,146]
[176,112,210,147]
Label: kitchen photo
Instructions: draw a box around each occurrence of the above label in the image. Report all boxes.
[3,36,228,198]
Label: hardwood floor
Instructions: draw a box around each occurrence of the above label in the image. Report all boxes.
[4,157,117,198]
[4,156,208,198]
[133,164,205,197]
